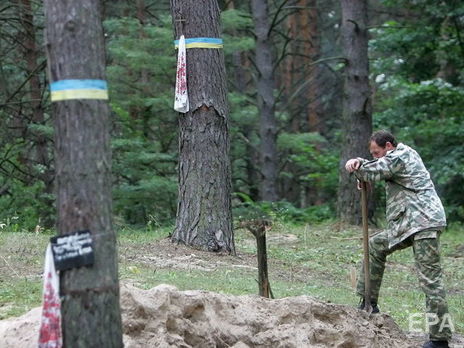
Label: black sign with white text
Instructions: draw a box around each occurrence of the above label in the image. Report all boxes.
[50,230,94,271]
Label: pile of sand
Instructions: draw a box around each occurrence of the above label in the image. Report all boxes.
[0,284,437,347]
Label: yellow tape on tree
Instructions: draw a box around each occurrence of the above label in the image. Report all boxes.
[174,37,223,49]
[50,80,109,102]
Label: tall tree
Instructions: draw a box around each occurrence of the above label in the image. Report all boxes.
[279,0,326,207]
[225,0,260,201]
[251,0,279,202]
[283,0,322,133]
[170,0,235,253]
[43,0,123,345]
[337,0,372,224]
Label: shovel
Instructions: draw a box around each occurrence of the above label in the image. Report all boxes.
[361,180,372,313]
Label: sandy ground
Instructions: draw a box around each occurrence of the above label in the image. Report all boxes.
[1,283,463,348]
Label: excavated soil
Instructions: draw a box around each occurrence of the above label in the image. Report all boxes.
[1,283,463,347]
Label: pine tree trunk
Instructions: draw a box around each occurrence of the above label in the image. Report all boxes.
[251,0,279,202]
[43,0,123,346]
[170,0,234,253]
[337,0,373,225]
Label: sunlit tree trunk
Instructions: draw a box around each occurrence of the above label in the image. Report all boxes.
[301,0,324,207]
[279,0,324,207]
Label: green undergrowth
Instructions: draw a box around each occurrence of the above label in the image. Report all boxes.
[0,222,463,335]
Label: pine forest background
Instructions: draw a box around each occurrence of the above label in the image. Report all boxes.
[0,0,463,231]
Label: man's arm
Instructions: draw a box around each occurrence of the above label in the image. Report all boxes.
[353,155,403,182]
[345,153,403,182]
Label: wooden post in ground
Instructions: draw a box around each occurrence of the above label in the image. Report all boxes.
[256,225,270,298]
[240,219,272,298]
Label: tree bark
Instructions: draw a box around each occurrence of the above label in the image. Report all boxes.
[251,0,279,202]
[43,0,123,346]
[170,0,234,253]
[337,0,373,224]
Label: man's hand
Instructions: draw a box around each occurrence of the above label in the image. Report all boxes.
[345,158,361,173]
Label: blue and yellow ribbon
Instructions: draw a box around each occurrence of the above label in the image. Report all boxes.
[50,79,109,102]
[174,37,223,49]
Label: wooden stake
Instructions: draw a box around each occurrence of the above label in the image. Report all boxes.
[256,228,270,298]
[361,181,372,312]
[239,219,272,298]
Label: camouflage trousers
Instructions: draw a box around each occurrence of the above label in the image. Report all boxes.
[357,230,452,341]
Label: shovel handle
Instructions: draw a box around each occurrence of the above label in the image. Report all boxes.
[361,181,372,312]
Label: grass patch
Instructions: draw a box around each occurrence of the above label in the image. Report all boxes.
[117,225,171,243]
[0,279,42,319]
[0,231,49,319]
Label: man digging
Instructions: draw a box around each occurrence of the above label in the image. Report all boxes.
[345,130,452,348]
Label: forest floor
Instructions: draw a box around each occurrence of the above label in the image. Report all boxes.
[0,221,463,347]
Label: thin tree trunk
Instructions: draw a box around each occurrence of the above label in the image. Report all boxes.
[251,0,279,202]
[233,52,260,201]
[337,0,372,224]
[228,0,260,201]
[170,0,234,253]
[17,0,54,227]
[279,2,301,206]
[305,0,322,134]
[302,0,324,206]
[43,0,123,345]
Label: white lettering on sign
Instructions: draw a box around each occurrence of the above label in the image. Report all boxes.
[54,233,92,256]
[50,230,94,270]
